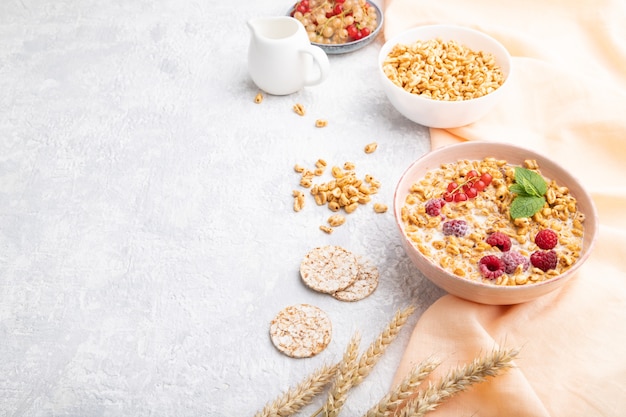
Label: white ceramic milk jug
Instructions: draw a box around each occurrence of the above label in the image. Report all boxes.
[247,16,330,96]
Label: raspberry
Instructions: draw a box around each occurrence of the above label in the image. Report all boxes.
[530,250,558,272]
[479,255,505,279]
[425,198,445,217]
[442,219,468,237]
[535,229,558,250]
[486,231,512,252]
[501,251,530,274]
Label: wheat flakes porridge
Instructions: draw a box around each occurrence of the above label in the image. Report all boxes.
[400,157,585,286]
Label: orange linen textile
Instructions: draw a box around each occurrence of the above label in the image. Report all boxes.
[384,0,626,415]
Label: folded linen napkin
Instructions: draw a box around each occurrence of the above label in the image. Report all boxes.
[383,0,626,415]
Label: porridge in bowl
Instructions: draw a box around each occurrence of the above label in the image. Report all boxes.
[399,157,585,286]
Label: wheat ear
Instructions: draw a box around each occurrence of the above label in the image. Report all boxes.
[254,361,339,417]
[363,357,440,417]
[319,332,361,417]
[353,305,416,386]
[398,346,521,417]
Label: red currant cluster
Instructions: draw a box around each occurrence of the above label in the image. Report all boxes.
[291,0,378,44]
[296,0,347,18]
[442,170,493,203]
[346,22,370,40]
[294,0,314,14]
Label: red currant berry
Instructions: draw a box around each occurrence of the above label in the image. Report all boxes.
[443,192,454,202]
[361,27,370,37]
[301,0,309,6]
[447,182,458,193]
[474,180,486,192]
[480,172,493,186]
[466,187,478,199]
[347,24,358,38]
[354,30,364,40]
[466,170,479,180]
[333,4,343,15]
[454,192,468,202]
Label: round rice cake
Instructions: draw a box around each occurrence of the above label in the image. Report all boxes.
[332,257,379,302]
[269,303,332,358]
[300,245,359,294]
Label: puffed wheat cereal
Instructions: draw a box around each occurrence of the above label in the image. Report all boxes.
[315,119,328,128]
[291,157,386,232]
[254,92,263,104]
[374,203,388,213]
[319,225,334,234]
[327,214,346,227]
[293,103,306,116]
[383,38,505,101]
[293,190,305,212]
[364,142,378,154]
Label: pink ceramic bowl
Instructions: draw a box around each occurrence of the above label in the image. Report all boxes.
[393,142,598,305]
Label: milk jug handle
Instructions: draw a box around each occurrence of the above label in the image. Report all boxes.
[301,45,330,87]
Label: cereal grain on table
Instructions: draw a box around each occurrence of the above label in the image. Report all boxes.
[373,203,388,213]
[315,119,328,128]
[327,214,346,227]
[364,142,378,154]
[293,103,306,116]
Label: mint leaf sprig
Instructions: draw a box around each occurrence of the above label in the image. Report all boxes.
[509,167,548,219]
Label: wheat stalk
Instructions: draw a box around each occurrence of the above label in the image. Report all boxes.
[363,357,440,417]
[353,305,416,386]
[254,361,340,417]
[398,346,520,417]
[319,332,361,417]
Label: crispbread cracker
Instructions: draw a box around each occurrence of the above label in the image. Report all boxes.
[300,245,359,294]
[332,257,379,302]
[269,304,332,358]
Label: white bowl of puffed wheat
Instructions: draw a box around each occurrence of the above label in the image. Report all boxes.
[393,142,598,305]
[379,25,512,128]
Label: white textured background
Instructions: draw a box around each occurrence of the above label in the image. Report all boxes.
[0,0,444,415]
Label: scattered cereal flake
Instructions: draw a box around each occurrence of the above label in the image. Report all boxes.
[269,304,332,358]
[327,214,346,227]
[315,119,328,128]
[319,225,334,234]
[364,142,378,154]
[293,103,306,116]
[293,190,305,212]
[254,92,263,103]
[374,203,388,213]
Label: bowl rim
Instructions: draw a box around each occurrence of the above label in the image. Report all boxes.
[287,0,384,52]
[378,24,513,106]
[393,141,599,294]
